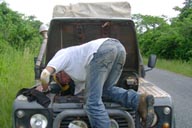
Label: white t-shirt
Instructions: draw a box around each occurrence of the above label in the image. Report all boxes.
[47,38,109,94]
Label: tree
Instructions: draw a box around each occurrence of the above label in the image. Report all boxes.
[0,2,42,52]
[133,1,192,61]
[178,0,192,20]
[132,14,168,33]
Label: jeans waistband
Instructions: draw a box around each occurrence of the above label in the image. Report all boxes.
[103,38,121,45]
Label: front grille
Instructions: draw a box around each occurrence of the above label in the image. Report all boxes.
[53,109,136,128]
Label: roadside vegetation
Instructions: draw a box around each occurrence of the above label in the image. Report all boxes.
[156,58,192,77]
[0,2,41,128]
[143,57,192,77]
[0,1,192,127]
[133,2,192,62]
[0,46,35,128]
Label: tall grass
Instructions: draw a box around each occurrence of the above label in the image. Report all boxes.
[0,45,35,128]
[144,57,192,77]
[157,59,192,77]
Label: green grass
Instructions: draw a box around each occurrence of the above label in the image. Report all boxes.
[0,47,35,128]
[144,57,192,77]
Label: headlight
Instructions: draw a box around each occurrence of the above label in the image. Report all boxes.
[164,107,171,115]
[16,110,25,118]
[110,119,119,128]
[30,114,48,128]
[68,120,88,128]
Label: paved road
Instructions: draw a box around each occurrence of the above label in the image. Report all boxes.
[145,68,192,128]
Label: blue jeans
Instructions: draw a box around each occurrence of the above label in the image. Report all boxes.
[85,39,139,128]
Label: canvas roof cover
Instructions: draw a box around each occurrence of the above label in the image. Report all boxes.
[52,1,131,18]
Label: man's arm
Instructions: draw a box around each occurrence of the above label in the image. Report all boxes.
[40,66,55,91]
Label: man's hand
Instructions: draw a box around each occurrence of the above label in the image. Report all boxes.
[35,85,50,93]
[35,85,44,92]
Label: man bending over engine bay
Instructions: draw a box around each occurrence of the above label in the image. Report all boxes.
[38,38,155,128]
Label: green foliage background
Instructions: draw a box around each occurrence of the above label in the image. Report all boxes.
[0,1,192,127]
[0,2,42,51]
[133,0,192,62]
[0,2,42,127]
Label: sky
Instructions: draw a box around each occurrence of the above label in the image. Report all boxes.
[2,0,185,23]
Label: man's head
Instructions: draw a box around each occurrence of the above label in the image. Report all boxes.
[53,71,71,86]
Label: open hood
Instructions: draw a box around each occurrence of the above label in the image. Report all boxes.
[46,18,140,74]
